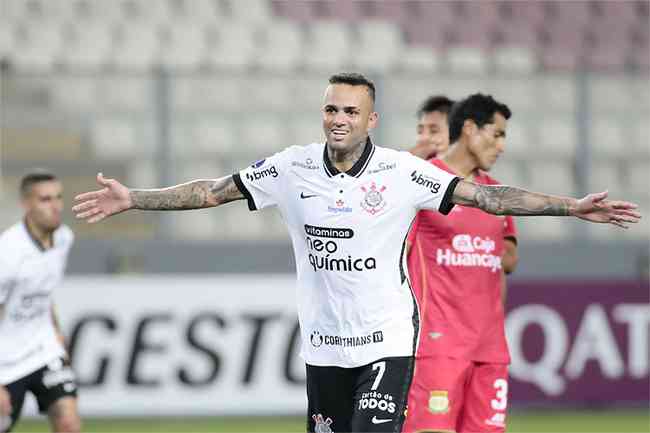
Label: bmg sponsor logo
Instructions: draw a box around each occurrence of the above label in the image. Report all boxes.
[410,170,441,194]
[246,165,278,181]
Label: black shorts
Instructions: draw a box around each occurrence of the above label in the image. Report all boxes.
[3,357,77,433]
[306,356,414,433]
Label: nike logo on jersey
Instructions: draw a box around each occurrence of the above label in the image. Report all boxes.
[300,192,318,199]
[371,416,393,425]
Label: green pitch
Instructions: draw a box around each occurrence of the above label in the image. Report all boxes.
[14,409,649,432]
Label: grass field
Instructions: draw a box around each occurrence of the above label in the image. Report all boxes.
[14,409,649,432]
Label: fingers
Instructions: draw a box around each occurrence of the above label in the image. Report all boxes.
[71,199,97,213]
[591,191,608,203]
[97,172,111,186]
[609,200,639,210]
[76,207,103,220]
[615,209,642,219]
[613,214,640,224]
[87,213,106,224]
[73,190,103,203]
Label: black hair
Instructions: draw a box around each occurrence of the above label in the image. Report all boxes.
[448,93,512,143]
[417,95,455,118]
[328,72,376,103]
[20,170,58,197]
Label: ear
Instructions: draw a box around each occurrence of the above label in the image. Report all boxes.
[462,119,477,138]
[367,111,378,131]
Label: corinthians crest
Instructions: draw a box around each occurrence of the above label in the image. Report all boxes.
[312,414,334,433]
[360,182,387,215]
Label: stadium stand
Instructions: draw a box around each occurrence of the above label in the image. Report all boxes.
[0,0,647,241]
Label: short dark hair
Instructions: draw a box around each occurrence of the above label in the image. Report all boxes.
[20,170,58,197]
[328,72,376,103]
[417,95,455,119]
[448,93,512,143]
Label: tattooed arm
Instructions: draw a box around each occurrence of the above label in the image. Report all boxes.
[73,173,244,223]
[452,180,641,228]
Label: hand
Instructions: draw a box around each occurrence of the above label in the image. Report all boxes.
[0,385,11,417]
[72,173,132,223]
[572,191,641,228]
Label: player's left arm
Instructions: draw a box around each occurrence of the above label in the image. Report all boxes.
[451,180,641,228]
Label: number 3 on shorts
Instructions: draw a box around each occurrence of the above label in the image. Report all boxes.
[371,361,386,391]
[491,378,508,411]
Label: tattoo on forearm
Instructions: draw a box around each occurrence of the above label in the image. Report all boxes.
[457,183,572,216]
[130,177,243,211]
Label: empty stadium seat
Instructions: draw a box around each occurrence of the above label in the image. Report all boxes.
[352,20,404,72]
[255,20,303,72]
[50,76,97,111]
[490,160,526,186]
[11,20,64,71]
[91,118,138,160]
[627,161,650,195]
[491,46,539,74]
[537,75,576,113]
[383,116,415,150]
[632,119,650,156]
[291,117,324,146]
[97,77,151,111]
[590,120,626,157]
[397,45,440,73]
[0,20,14,61]
[445,46,489,74]
[590,77,633,112]
[159,21,207,70]
[502,121,535,156]
[227,0,273,23]
[484,77,537,113]
[303,21,352,70]
[239,116,285,154]
[192,118,237,155]
[206,22,256,70]
[535,118,578,157]
[527,161,576,196]
[246,77,293,111]
[111,22,161,71]
[60,21,113,70]
[588,162,625,198]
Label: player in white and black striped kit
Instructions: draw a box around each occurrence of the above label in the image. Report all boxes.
[0,172,80,433]
[72,73,640,432]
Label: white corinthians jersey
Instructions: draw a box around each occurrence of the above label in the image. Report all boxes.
[234,140,459,367]
[0,221,73,384]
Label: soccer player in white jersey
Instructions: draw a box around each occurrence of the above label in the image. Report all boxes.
[0,172,80,433]
[72,73,640,433]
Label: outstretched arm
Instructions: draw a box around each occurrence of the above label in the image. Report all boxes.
[73,173,244,223]
[452,180,641,228]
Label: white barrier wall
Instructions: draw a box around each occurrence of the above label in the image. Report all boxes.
[19,275,649,417]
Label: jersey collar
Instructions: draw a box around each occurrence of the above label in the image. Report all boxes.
[323,137,375,178]
[22,218,51,252]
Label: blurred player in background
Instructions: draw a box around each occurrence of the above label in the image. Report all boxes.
[72,73,640,433]
[409,95,455,160]
[403,94,520,433]
[408,94,518,304]
[0,172,80,433]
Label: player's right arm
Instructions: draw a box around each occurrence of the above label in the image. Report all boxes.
[0,385,11,418]
[73,173,244,223]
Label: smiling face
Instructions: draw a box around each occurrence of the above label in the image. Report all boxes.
[466,112,507,172]
[416,110,450,158]
[22,180,64,233]
[322,83,378,153]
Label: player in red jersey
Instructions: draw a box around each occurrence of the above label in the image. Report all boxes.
[404,94,519,433]
[409,95,455,160]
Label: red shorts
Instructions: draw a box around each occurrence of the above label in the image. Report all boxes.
[403,356,509,433]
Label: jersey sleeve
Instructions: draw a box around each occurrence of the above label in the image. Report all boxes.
[402,153,460,214]
[503,215,518,242]
[0,256,14,304]
[232,149,290,211]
